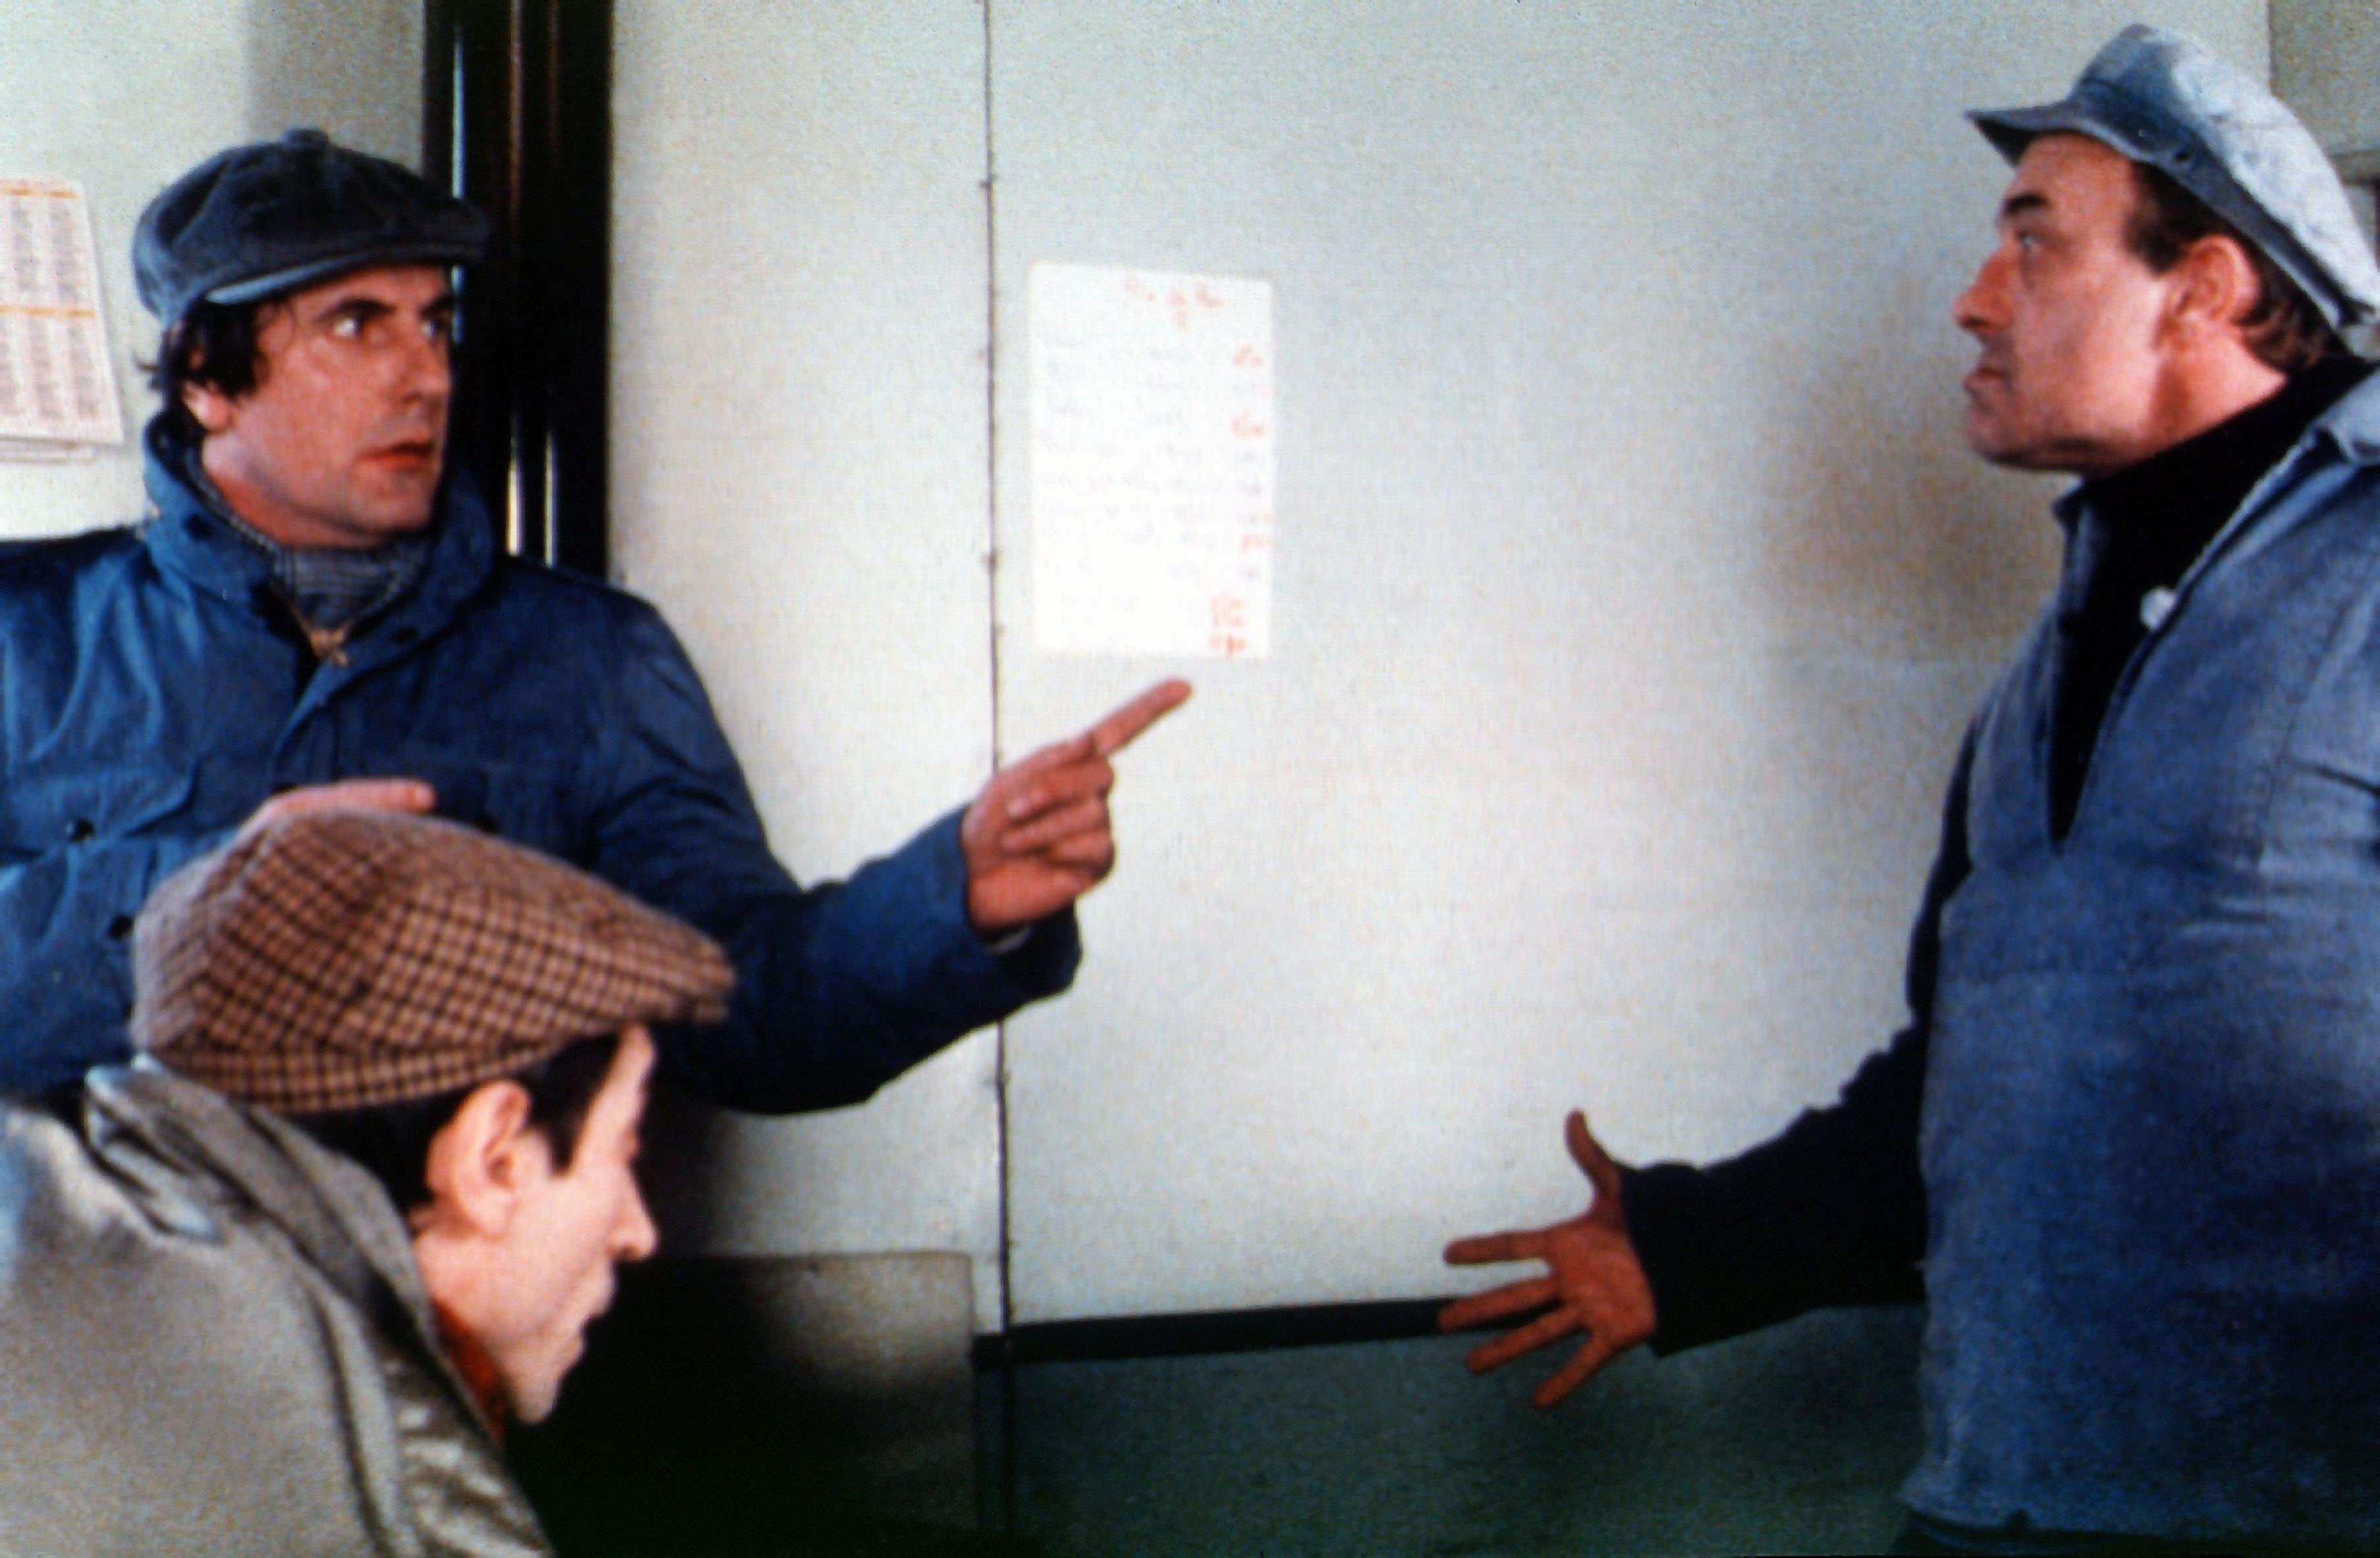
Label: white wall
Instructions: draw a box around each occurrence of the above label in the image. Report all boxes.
[611,1,2273,1329]
[988,1,2265,1322]
[2274,0,2380,154]
[14,1,2306,1332]
[610,3,1012,1327]
[0,0,420,540]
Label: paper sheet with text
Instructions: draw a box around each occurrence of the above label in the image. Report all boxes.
[1030,263,1273,658]
[0,179,121,454]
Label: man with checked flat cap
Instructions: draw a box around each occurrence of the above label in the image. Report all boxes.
[1443,24,2380,1552]
[0,809,732,1555]
[0,127,1187,1109]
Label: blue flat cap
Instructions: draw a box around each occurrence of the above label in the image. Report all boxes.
[135,129,488,327]
[1970,24,2380,332]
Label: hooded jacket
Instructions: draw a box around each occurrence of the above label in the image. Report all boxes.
[0,1065,549,1556]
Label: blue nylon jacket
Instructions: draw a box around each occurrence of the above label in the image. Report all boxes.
[0,420,1077,1108]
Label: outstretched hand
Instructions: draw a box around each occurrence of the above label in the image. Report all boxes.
[962,680,1192,936]
[1439,1110,1657,1408]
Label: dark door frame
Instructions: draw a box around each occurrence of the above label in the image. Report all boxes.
[421,0,611,579]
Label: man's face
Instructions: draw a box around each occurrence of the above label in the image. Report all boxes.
[474,1026,659,1424]
[185,263,456,549]
[1952,133,2185,478]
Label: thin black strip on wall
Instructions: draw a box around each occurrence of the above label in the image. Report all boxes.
[975,1298,1458,1368]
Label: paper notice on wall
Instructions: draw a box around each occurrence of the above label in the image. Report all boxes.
[1030,263,1273,659]
[0,179,123,452]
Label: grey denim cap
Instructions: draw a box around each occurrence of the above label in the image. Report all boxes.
[1969,23,2380,333]
[135,128,489,326]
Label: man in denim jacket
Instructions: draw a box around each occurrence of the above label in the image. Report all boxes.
[0,130,1187,1108]
[1445,26,2380,1550]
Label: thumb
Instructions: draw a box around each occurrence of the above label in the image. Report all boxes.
[1565,1110,1627,1227]
[282,778,435,817]
[243,778,437,838]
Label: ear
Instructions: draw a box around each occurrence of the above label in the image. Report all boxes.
[2166,234,2263,342]
[412,1080,543,1240]
[181,378,237,435]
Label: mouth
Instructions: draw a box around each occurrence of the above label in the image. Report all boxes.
[369,439,440,468]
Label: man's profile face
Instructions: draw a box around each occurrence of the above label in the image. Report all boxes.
[183,263,456,549]
[1952,133,2183,478]
[474,1026,659,1423]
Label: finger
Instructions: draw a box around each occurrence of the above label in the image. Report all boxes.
[1443,1231,1544,1266]
[254,777,436,826]
[1532,1333,1622,1410]
[1565,1110,1626,1222]
[1084,679,1192,759]
[1003,758,1115,823]
[1464,1305,1581,1375]
[999,797,1110,856]
[1038,832,1115,871]
[1437,1278,1557,1332]
[999,731,1100,785]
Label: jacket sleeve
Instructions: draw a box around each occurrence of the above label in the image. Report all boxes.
[1617,729,1976,1354]
[581,602,1079,1112]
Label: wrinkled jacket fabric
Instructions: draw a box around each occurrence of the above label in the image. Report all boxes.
[0,1064,549,1555]
[1627,368,2380,1546]
[0,420,1077,1105]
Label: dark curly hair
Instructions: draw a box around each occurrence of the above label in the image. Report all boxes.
[142,299,272,444]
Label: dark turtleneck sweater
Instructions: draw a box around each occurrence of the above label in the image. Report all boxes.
[2048,355,2375,840]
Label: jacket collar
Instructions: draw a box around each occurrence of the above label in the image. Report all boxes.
[79,1063,507,1438]
[2321,359,2380,467]
[138,414,499,652]
[80,1064,424,1318]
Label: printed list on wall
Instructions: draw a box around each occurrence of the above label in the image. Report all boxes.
[0,180,121,458]
[1029,263,1274,659]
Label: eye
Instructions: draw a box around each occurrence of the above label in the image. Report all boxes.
[329,313,365,340]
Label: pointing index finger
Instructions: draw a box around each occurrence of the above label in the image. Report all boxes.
[1085,679,1193,759]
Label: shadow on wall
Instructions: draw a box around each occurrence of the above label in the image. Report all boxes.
[512,1251,991,1557]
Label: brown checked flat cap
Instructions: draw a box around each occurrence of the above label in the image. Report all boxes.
[132,810,732,1115]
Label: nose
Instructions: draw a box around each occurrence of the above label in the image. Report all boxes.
[614,1185,658,1264]
[1953,247,2009,338]
[402,319,453,405]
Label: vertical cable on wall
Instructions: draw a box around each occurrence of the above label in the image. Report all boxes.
[979,0,1025,1532]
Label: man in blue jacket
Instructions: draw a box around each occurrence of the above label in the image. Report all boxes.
[1443,26,2380,1551]
[0,129,1187,1109]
